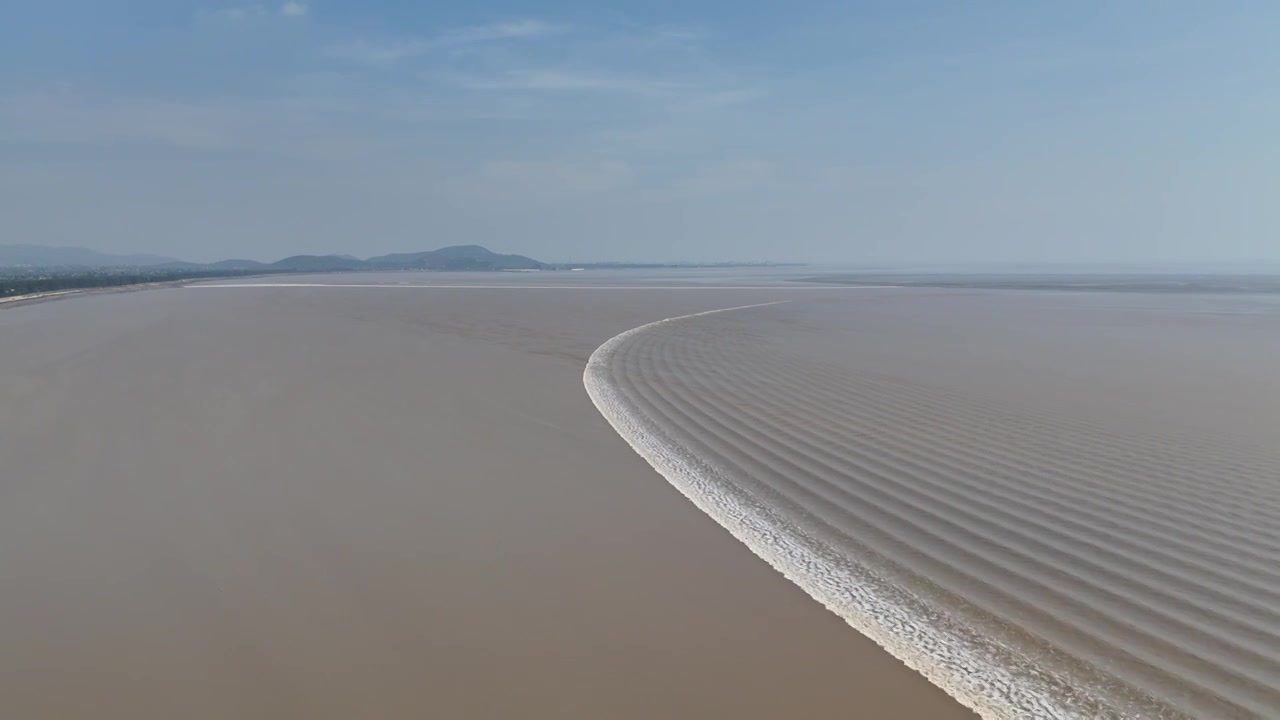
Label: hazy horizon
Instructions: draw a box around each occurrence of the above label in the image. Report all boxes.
[4,2,1279,264]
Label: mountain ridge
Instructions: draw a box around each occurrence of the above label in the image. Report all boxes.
[1,244,544,272]
[0,244,182,268]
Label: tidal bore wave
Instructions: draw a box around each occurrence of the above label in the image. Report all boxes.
[584,299,1280,719]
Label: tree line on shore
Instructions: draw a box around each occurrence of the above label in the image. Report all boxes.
[0,268,286,298]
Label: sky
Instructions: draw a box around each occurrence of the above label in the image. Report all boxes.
[2,1,1278,264]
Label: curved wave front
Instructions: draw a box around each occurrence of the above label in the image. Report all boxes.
[584,300,1280,719]
[581,302,1085,719]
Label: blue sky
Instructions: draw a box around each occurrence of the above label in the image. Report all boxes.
[2,1,1278,263]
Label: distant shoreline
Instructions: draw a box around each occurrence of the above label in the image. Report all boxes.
[0,271,287,308]
[1,261,808,307]
[796,272,1280,294]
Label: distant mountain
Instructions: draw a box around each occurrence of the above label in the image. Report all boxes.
[365,252,431,267]
[207,259,269,270]
[270,255,371,272]
[367,245,542,271]
[2,244,543,273]
[0,244,181,268]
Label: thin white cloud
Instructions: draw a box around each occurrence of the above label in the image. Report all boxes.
[698,88,767,108]
[331,19,563,66]
[437,20,564,46]
[331,39,432,66]
[222,5,266,21]
[448,69,688,95]
[198,3,304,23]
[650,25,705,43]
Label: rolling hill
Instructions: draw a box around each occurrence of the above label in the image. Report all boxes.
[2,244,545,273]
[367,245,542,271]
[0,244,181,268]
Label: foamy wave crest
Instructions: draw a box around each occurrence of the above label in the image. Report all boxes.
[583,303,1108,720]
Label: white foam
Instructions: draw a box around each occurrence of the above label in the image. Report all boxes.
[0,289,82,304]
[582,302,1117,720]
